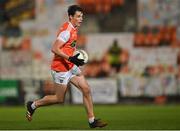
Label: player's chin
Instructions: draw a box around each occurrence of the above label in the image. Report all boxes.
[77,23,82,27]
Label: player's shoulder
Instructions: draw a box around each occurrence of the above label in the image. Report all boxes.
[60,22,72,32]
[62,22,69,29]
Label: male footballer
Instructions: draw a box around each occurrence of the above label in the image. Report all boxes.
[26,4,107,128]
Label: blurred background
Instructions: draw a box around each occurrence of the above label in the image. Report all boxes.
[0,0,180,105]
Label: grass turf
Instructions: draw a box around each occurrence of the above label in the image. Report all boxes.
[0,104,180,130]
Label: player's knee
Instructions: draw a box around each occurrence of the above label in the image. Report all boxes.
[82,87,91,96]
[56,96,64,103]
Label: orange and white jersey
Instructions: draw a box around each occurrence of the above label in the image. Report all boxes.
[51,22,78,72]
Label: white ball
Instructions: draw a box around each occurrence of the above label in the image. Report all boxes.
[74,49,89,64]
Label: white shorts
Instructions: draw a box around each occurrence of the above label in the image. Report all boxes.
[51,65,81,85]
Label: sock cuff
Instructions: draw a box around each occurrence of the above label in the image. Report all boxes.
[89,117,95,123]
[31,102,36,110]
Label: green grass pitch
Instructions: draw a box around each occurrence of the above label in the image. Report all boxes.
[0,104,180,130]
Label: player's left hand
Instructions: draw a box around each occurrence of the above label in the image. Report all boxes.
[68,53,85,66]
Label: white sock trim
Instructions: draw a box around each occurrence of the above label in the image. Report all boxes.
[31,102,36,110]
[89,117,95,123]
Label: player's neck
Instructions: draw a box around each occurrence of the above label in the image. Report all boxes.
[69,21,77,29]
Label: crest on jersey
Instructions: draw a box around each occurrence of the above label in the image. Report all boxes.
[71,40,76,47]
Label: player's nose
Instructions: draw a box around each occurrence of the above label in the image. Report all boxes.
[80,17,83,21]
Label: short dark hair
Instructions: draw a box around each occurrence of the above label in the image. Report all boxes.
[68,5,83,17]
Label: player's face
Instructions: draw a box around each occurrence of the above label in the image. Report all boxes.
[70,11,83,28]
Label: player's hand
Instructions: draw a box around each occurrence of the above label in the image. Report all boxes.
[68,53,85,66]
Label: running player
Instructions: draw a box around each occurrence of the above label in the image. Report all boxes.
[26,4,107,128]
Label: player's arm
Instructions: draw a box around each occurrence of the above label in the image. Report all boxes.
[51,30,84,66]
[51,39,69,60]
[51,30,70,60]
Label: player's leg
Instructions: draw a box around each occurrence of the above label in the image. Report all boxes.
[70,75,107,128]
[26,70,69,121]
[70,75,94,118]
[26,83,68,121]
[34,83,68,107]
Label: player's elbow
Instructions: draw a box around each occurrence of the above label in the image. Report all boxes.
[51,46,60,55]
[51,47,56,54]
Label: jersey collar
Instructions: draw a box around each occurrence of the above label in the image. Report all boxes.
[68,22,76,29]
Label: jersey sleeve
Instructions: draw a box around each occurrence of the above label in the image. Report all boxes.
[57,30,70,43]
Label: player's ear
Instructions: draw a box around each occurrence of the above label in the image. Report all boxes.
[69,15,73,20]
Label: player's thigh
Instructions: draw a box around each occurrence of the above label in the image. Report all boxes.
[70,75,90,94]
[51,70,69,99]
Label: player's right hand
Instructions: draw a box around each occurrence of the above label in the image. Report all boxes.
[68,53,85,66]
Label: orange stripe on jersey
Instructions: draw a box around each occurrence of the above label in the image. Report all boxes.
[51,22,78,72]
